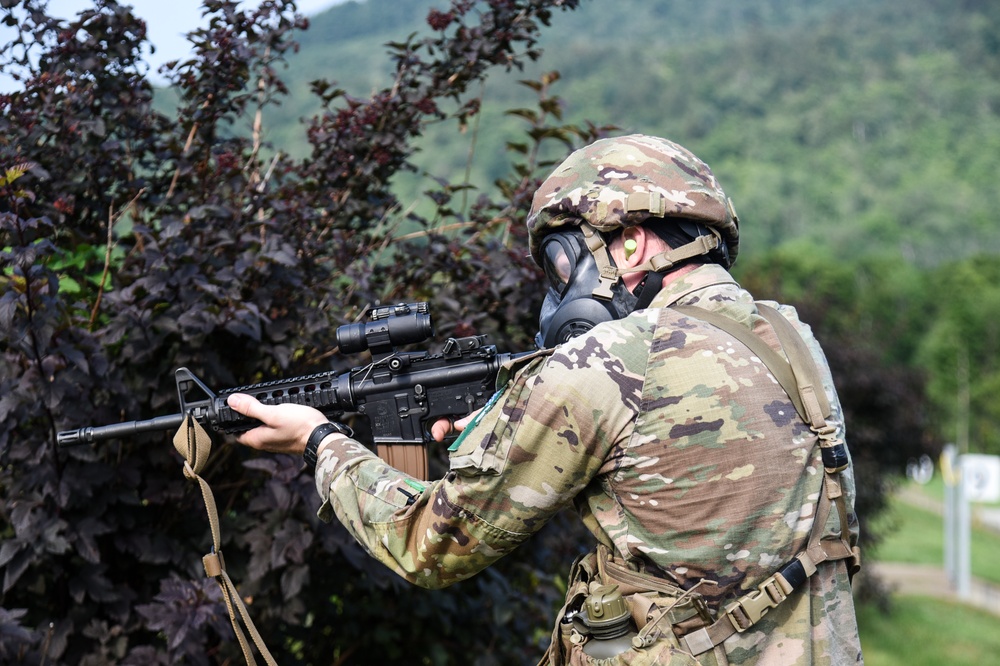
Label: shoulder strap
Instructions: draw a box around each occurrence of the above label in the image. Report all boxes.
[672,302,845,471]
[756,303,831,427]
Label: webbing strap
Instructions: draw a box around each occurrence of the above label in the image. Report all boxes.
[577,222,720,301]
[173,415,278,666]
[757,303,831,427]
[757,304,849,476]
[597,544,685,597]
[579,223,618,300]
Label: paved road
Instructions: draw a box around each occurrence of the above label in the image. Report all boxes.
[864,561,1000,617]
[873,485,1000,617]
[896,485,1000,532]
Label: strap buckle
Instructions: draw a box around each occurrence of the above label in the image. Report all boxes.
[203,548,225,578]
[724,574,792,632]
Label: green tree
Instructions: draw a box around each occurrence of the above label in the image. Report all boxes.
[918,255,1000,455]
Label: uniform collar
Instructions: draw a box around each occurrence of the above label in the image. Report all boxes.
[648,263,740,309]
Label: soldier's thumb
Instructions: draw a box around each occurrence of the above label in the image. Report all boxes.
[227,393,268,422]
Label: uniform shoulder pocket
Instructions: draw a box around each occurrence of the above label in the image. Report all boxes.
[448,349,552,477]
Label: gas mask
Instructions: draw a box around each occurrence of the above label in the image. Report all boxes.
[534,221,726,349]
[534,229,638,349]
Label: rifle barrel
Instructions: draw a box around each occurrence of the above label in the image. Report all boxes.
[57,413,186,447]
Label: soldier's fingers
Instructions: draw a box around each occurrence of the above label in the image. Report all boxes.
[235,426,268,451]
[227,393,269,422]
[454,409,480,430]
[430,418,452,443]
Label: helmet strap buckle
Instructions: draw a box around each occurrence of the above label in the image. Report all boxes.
[579,223,621,301]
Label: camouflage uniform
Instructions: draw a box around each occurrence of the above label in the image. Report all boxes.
[314,262,862,665]
[315,134,861,664]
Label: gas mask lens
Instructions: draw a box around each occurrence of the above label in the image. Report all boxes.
[535,230,621,349]
[542,237,574,295]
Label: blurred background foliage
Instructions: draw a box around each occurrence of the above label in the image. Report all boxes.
[0,0,996,663]
[249,0,1000,458]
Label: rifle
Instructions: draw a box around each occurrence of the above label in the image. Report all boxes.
[58,302,528,478]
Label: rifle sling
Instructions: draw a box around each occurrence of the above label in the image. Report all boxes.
[756,302,832,427]
[174,415,278,666]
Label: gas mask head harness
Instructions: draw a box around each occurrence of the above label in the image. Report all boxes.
[535,218,728,349]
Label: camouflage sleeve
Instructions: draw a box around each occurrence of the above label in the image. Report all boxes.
[313,331,644,588]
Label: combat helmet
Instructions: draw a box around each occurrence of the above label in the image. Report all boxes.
[526,134,739,268]
[527,134,741,348]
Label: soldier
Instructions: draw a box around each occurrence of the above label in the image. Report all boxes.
[227,134,863,665]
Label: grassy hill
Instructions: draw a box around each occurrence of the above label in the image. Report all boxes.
[858,479,1000,664]
[239,0,1000,267]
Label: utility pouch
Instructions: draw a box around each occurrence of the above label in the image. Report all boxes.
[543,545,722,666]
[559,591,720,666]
[541,549,600,666]
[662,594,714,639]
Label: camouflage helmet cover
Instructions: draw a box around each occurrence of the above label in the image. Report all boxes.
[526,134,740,267]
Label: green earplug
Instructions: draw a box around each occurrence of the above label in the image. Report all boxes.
[624,238,638,260]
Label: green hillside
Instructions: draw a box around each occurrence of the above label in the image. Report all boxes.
[247,0,1000,267]
[143,0,1000,454]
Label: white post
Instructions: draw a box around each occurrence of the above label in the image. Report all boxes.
[942,444,958,588]
[954,453,1000,600]
[956,456,971,600]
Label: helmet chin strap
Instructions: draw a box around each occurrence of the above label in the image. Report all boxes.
[578,222,721,304]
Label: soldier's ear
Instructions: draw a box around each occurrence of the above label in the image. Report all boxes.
[613,227,648,268]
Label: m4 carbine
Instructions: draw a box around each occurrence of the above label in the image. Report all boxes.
[58,303,527,479]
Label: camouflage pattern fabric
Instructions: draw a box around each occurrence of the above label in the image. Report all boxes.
[526,134,740,267]
[314,263,862,665]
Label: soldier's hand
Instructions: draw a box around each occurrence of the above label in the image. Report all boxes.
[430,410,479,443]
[226,393,329,455]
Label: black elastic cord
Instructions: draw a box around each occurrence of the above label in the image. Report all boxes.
[633,271,664,310]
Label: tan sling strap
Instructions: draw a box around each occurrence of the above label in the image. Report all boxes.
[756,303,831,429]
[173,415,278,666]
[664,303,858,656]
[756,303,849,477]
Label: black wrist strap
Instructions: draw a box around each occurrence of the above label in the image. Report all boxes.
[303,422,353,469]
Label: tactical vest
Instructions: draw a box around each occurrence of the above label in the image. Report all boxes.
[542,303,861,666]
